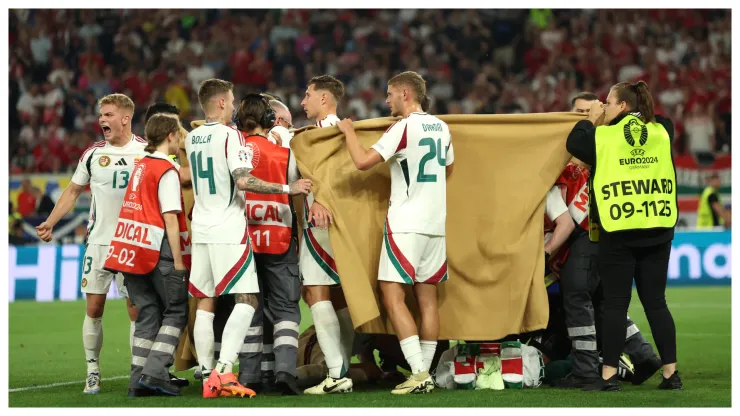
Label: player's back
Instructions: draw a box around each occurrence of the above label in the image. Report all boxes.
[386,112,453,236]
[185,122,248,244]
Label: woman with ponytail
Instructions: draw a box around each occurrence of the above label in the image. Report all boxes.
[565,81,682,392]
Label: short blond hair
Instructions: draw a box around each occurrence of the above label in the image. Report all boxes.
[98,93,135,114]
[388,71,426,105]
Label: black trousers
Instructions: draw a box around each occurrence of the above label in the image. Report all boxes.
[559,233,600,378]
[598,238,677,368]
[124,263,189,389]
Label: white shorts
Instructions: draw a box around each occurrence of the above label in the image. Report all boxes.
[81,244,128,297]
[299,227,340,286]
[188,243,259,298]
[379,231,448,285]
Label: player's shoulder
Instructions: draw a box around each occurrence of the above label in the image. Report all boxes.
[384,117,408,134]
[130,134,147,150]
[79,140,107,162]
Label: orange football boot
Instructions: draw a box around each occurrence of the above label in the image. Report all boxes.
[215,372,257,398]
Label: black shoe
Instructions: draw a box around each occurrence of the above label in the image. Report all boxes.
[138,375,181,396]
[632,356,662,386]
[552,373,600,389]
[127,387,157,397]
[658,371,683,390]
[582,374,621,392]
[275,371,301,396]
[169,372,190,388]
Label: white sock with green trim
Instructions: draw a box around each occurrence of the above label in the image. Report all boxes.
[311,301,346,379]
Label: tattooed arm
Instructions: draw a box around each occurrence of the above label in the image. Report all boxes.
[232,168,312,195]
[233,168,283,193]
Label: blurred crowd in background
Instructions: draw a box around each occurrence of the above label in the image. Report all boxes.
[7,8,732,187]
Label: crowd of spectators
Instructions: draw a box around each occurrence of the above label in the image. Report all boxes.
[8,9,732,176]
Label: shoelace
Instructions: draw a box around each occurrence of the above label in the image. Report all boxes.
[87,373,100,388]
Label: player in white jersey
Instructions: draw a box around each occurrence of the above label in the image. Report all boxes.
[36,94,145,394]
[337,71,454,395]
[186,79,311,399]
[297,75,358,395]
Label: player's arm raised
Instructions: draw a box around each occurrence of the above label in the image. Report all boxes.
[36,182,86,242]
[337,118,383,170]
[232,168,312,195]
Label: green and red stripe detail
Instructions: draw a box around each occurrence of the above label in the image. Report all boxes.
[425,260,448,283]
[383,220,415,284]
[303,229,340,284]
[215,242,254,296]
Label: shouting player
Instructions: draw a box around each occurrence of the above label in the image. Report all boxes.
[298,75,358,395]
[338,71,453,394]
[36,94,145,394]
[186,79,311,399]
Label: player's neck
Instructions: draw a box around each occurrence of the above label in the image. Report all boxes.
[402,104,423,118]
[205,113,224,124]
[315,107,336,123]
[109,130,132,147]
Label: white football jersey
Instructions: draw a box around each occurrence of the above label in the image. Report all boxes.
[72,134,147,245]
[185,122,253,244]
[303,114,340,228]
[370,112,454,236]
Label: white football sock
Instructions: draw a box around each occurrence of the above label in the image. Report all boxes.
[336,307,355,368]
[129,321,135,354]
[194,310,216,374]
[400,335,424,375]
[216,303,255,374]
[82,315,103,373]
[420,340,437,372]
[311,301,345,378]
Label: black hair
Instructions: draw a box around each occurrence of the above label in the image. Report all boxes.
[145,103,180,123]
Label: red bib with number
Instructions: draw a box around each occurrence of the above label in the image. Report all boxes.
[244,134,293,255]
[104,155,191,275]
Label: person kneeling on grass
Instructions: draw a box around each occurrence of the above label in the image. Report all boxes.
[104,114,191,397]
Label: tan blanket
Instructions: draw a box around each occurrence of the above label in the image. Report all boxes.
[291,113,581,340]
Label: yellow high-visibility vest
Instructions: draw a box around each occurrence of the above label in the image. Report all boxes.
[591,114,678,232]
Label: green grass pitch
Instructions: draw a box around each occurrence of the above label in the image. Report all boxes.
[8,287,731,407]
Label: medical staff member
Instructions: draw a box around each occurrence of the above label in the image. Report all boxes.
[565,81,682,392]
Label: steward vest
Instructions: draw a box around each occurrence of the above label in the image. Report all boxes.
[592,114,678,232]
[244,134,294,255]
[696,186,722,228]
[104,155,192,275]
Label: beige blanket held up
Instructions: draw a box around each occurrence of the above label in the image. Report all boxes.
[290,113,581,340]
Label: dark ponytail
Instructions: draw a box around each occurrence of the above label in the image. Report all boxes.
[612,80,656,123]
[236,96,266,132]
